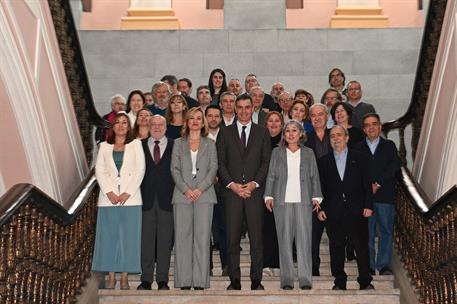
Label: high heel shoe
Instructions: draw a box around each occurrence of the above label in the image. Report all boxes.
[120,273,130,290]
[106,274,116,289]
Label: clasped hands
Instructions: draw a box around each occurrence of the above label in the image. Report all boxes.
[185,188,203,203]
[106,191,130,205]
[230,182,256,199]
[317,208,373,221]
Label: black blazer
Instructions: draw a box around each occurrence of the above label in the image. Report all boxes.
[140,138,175,212]
[216,123,271,200]
[318,149,373,219]
[354,137,400,203]
[305,129,332,160]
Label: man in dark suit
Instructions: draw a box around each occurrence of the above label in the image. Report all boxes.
[137,115,175,291]
[216,93,271,290]
[355,113,400,275]
[317,125,374,290]
[304,104,332,276]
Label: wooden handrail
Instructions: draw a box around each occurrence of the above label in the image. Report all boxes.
[0,170,99,303]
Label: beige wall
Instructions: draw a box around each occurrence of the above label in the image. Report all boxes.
[80,0,422,29]
[0,0,88,202]
[413,0,457,201]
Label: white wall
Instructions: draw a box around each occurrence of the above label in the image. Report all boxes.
[413,0,457,201]
[0,0,88,202]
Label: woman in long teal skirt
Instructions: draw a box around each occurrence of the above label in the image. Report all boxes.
[92,112,145,289]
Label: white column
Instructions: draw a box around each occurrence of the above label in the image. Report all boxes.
[130,0,171,8]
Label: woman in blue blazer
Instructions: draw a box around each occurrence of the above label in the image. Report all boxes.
[171,107,218,290]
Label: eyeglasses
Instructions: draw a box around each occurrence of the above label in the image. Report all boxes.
[348,89,361,92]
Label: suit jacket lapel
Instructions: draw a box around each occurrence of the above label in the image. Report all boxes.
[230,124,245,157]
[244,123,256,155]
[342,150,355,182]
[197,138,207,165]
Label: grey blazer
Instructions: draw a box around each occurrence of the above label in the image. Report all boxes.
[264,145,322,205]
[171,136,218,204]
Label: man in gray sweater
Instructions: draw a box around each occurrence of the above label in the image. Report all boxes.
[346,81,376,129]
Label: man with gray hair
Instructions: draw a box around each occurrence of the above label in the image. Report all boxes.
[138,115,175,291]
[228,78,244,97]
[148,82,171,116]
[304,103,332,276]
[243,73,277,111]
[250,86,267,126]
[317,125,374,290]
[346,81,376,129]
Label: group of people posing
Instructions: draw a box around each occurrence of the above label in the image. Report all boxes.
[91,68,401,292]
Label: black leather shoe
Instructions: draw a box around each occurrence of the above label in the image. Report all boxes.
[347,255,357,261]
[194,287,204,290]
[300,285,312,290]
[227,280,241,290]
[332,285,347,290]
[157,282,169,290]
[251,281,264,290]
[369,268,376,276]
[379,267,393,275]
[137,281,152,290]
[221,266,229,277]
[282,285,293,290]
[360,283,375,290]
[180,286,191,290]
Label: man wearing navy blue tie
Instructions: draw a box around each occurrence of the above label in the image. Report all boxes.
[216,94,271,291]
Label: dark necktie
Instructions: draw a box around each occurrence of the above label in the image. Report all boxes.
[154,140,160,165]
[240,125,247,151]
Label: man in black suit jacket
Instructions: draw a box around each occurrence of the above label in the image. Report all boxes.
[317,125,374,290]
[137,115,175,291]
[216,94,271,290]
[355,114,400,275]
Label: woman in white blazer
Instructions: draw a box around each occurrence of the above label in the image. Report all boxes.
[264,120,322,290]
[171,107,218,290]
[92,112,146,290]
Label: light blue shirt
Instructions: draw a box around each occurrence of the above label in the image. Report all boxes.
[334,147,348,181]
[366,137,380,155]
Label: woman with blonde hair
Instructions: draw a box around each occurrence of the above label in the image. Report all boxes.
[171,107,218,290]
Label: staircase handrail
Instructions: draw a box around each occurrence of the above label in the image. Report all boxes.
[0,169,99,303]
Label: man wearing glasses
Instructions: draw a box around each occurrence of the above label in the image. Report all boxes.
[346,81,376,129]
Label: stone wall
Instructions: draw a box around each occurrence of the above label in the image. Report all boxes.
[79,28,422,123]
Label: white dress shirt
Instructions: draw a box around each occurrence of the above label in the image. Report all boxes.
[284,148,301,203]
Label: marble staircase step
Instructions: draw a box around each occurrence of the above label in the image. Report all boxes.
[99,289,400,304]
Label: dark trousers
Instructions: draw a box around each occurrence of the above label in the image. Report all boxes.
[263,207,279,268]
[312,213,327,273]
[226,193,264,282]
[140,200,174,283]
[326,213,372,289]
[210,192,227,269]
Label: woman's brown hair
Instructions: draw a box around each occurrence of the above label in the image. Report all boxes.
[106,112,134,144]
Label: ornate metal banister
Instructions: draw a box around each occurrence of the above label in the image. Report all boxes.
[0,170,99,303]
[381,1,457,303]
[395,168,457,304]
